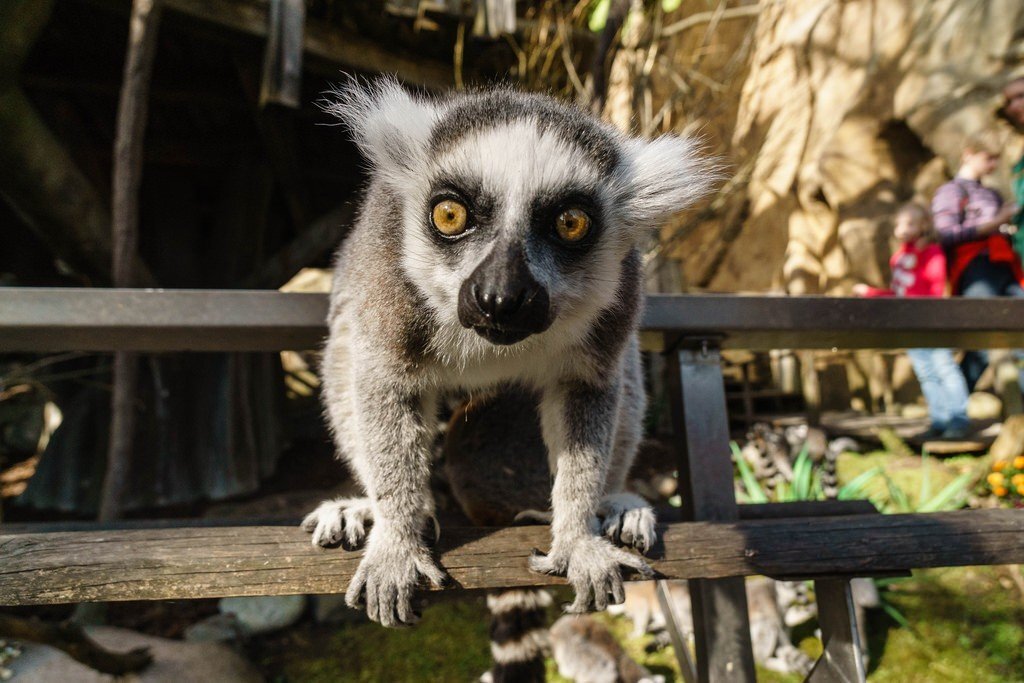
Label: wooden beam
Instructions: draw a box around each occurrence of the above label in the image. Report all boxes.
[1,509,1022,606]
[159,0,454,88]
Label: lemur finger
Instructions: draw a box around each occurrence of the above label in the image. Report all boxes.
[345,568,368,609]
[364,581,381,624]
[527,549,559,575]
[378,592,400,629]
[300,508,320,533]
[603,515,623,546]
[313,521,338,548]
[415,558,449,589]
[627,508,657,554]
[396,584,419,625]
[342,519,366,550]
[565,588,593,614]
[620,525,635,548]
[592,579,610,611]
[613,548,654,578]
[610,575,626,605]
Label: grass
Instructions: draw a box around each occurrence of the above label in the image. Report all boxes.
[836,451,965,511]
[866,567,1024,683]
[255,598,494,682]
[252,566,1024,681]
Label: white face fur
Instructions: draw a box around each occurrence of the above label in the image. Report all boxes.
[325,78,713,360]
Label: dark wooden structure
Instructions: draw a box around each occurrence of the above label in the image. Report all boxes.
[3,291,1024,683]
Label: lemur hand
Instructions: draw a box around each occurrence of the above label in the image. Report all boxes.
[530,534,653,613]
[302,497,373,550]
[345,527,449,628]
[598,492,658,555]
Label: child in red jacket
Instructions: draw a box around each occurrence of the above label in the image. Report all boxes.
[854,203,971,439]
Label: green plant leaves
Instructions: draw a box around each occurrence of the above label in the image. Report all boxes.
[588,0,611,32]
[731,441,770,503]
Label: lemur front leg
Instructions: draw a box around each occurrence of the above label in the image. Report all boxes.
[599,348,657,554]
[320,375,446,628]
[529,381,653,613]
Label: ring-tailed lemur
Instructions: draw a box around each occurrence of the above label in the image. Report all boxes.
[301,78,714,628]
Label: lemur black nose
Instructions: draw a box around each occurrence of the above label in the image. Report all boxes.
[458,244,552,344]
[472,284,526,321]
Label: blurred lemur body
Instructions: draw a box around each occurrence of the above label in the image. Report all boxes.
[302,78,712,630]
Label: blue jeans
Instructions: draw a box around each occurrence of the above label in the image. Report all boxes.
[906,348,970,432]
[958,256,1024,392]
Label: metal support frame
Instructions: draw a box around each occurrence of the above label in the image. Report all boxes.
[667,339,756,683]
[806,579,867,683]
[656,580,697,683]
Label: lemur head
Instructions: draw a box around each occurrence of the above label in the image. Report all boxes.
[326,78,714,347]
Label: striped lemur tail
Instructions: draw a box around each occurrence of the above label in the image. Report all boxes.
[483,589,552,683]
[444,386,655,681]
[443,388,554,682]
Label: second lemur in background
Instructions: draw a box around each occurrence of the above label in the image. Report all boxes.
[853,202,971,440]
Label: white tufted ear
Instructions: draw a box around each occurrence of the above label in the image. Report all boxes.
[617,135,719,228]
[321,76,439,180]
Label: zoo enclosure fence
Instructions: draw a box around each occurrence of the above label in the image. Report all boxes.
[2,289,1024,683]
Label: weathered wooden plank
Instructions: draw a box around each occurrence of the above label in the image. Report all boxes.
[2,509,1021,606]
[4,289,1024,352]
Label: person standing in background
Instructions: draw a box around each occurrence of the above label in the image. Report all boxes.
[931,132,1021,392]
[854,203,971,440]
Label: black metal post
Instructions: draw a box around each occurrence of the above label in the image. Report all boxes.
[806,579,867,683]
[667,340,756,683]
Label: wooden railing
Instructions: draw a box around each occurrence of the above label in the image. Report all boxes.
[3,288,1024,683]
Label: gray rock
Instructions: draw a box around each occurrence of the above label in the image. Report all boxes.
[7,626,262,682]
[967,392,1003,421]
[217,595,306,635]
[183,613,242,643]
[310,594,367,625]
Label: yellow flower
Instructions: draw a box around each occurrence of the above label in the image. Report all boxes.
[1018,484,1024,496]
[994,486,1009,497]
[988,472,1006,487]
[1012,473,1024,487]
[1014,455,1024,470]
[993,460,1008,472]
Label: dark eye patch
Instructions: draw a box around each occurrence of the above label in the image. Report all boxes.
[530,188,603,255]
[426,174,497,245]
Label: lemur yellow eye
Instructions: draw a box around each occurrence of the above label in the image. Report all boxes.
[431,199,468,236]
[555,208,591,243]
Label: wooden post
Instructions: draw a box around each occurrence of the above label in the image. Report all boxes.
[667,341,757,683]
[259,0,305,108]
[99,0,162,522]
